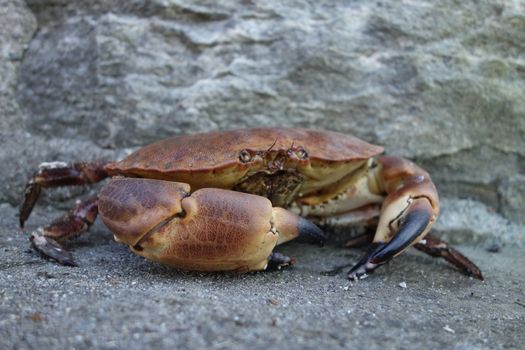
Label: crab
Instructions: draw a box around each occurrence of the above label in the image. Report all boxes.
[20,127,483,280]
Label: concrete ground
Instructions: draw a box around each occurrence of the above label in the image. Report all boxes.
[0,202,523,350]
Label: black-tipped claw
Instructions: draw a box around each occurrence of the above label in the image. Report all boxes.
[30,231,77,266]
[297,217,327,247]
[347,208,431,280]
[347,242,386,280]
[267,252,295,271]
[369,208,431,264]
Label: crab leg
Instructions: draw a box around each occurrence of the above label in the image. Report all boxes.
[414,235,484,280]
[344,231,375,248]
[30,196,98,266]
[348,156,441,280]
[20,161,109,227]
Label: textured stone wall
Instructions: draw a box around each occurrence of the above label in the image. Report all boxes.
[1,1,524,242]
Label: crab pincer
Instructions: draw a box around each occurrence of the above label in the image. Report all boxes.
[344,156,438,279]
[346,156,481,281]
[98,178,325,272]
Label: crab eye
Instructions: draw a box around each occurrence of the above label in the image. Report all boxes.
[295,147,308,160]
[239,150,252,163]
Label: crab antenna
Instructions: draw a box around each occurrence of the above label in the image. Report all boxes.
[264,139,278,156]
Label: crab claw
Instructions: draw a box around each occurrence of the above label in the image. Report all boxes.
[99,178,324,272]
[348,156,440,280]
[348,198,436,279]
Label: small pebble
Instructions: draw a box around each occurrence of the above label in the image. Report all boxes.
[398,282,407,289]
[27,313,44,322]
[486,244,501,253]
[443,325,455,334]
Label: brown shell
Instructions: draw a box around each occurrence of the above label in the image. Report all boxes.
[105,128,383,182]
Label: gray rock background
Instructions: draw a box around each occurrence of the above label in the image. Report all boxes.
[2,0,524,232]
[1,1,524,348]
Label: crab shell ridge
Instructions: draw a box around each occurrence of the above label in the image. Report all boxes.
[104,128,384,196]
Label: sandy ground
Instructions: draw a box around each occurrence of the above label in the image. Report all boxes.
[0,203,523,350]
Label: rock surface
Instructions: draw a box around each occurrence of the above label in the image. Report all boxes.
[0,0,36,132]
[2,0,524,226]
[0,203,524,350]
